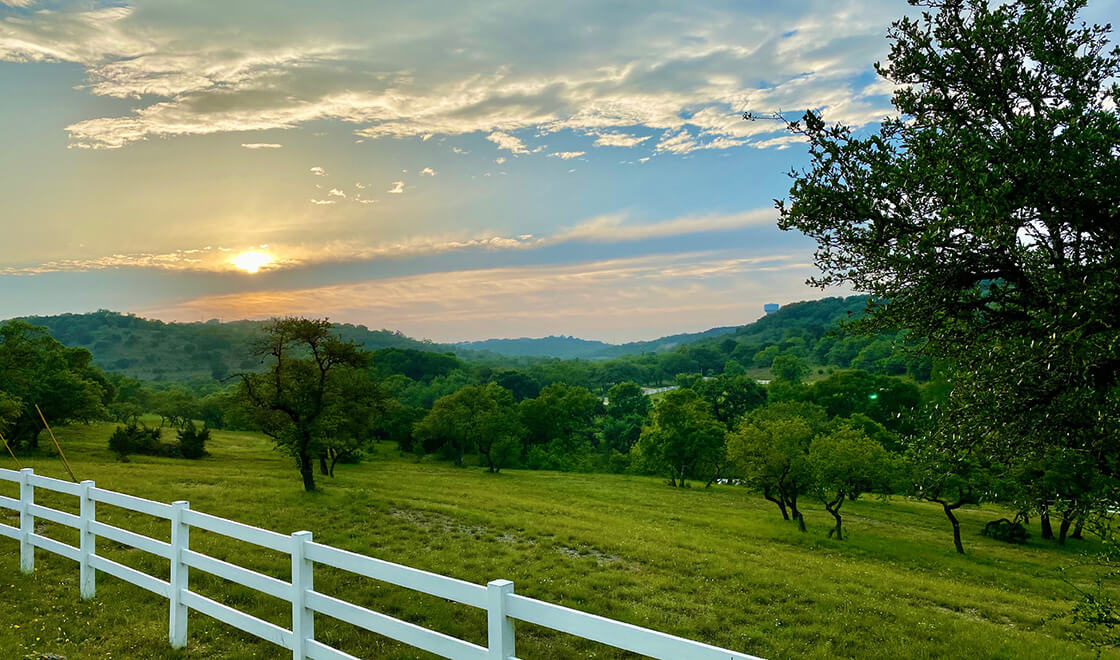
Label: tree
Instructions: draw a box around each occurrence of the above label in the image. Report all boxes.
[606,382,651,420]
[0,320,109,450]
[727,402,828,531]
[770,0,1120,501]
[770,355,810,384]
[808,426,893,540]
[905,442,1003,554]
[690,374,767,426]
[635,389,725,487]
[237,318,373,491]
[413,383,523,472]
[519,383,602,449]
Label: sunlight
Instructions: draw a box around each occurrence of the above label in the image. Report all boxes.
[231,250,273,274]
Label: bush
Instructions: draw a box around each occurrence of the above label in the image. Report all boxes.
[177,422,210,459]
[108,422,166,461]
[982,518,1029,544]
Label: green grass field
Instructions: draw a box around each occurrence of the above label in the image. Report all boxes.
[0,423,1113,659]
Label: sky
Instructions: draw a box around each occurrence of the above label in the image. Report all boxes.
[3,1,1115,342]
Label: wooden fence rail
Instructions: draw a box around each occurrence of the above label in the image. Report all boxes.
[0,467,762,660]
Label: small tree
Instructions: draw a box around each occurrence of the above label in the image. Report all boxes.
[905,443,1002,554]
[413,383,523,473]
[237,317,372,491]
[771,355,810,384]
[108,424,134,462]
[727,402,828,531]
[808,426,893,540]
[635,389,725,488]
[177,421,209,459]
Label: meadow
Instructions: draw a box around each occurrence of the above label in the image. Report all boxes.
[0,422,1112,659]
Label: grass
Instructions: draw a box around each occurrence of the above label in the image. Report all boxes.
[0,422,1114,659]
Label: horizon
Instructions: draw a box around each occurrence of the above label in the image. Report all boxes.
[3,0,1115,342]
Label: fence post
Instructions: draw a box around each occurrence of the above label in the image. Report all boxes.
[19,467,34,574]
[169,500,190,649]
[487,579,515,660]
[79,480,96,599]
[291,530,314,660]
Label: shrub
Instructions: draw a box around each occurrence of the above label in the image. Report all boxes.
[177,421,210,459]
[982,518,1029,544]
[107,422,176,460]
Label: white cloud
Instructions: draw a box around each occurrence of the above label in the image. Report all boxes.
[0,0,36,6]
[327,188,346,198]
[387,181,404,194]
[1,2,904,152]
[451,146,469,155]
[240,143,282,149]
[309,166,326,176]
[355,182,367,189]
[588,131,650,148]
[495,157,506,164]
[549,151,585,160]
[486,131,530,154]
[355,198,378,204]
[419,167,436,176]
[309,199,335,205]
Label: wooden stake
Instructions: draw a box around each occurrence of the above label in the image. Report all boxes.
[0,431,21,469]
[35,405,77,483]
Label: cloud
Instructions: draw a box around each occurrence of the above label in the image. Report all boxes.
[588,131,650,148]
[309,166,326,176]
[240,143,282,149]
[495,157,506,164]
[1,206,780,275]
[327,188,347,199]
[0,0,36,6]
[419,167,436,176]
[548,151,585,160]
[387,181,404,194]
[486,131,530,155]
[0,2,905,151]
[139,250,821,342]
[355,198,378,204]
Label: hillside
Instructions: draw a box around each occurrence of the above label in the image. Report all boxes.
[0,422,1103,659]
[14,311,457,385]
[9,296,884,386]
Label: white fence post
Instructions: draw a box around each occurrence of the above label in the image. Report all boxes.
[487,579,515,660]
[18,467,34,574]
[169,500,190,648]
[291,530,314,660]
[79,479,96,599]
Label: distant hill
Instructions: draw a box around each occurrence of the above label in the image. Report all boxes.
[8,296,881,385]
[13,310,460,385]
[455,325,741,359]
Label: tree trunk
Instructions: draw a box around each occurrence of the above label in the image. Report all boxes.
[328,452,340,478]
[299,453,316,491]
[825,497,844,540]
[788,497,806,533]
[319,454,329,475]
[764,492,790,520]
[1058,516,1073,545]
[1072,517,1085,540]
[1040,509,1054,540]
[940,501,964,554]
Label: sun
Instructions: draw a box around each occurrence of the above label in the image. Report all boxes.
[231,250,273,274]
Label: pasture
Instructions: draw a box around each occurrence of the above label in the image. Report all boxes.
[0,422,1111,659]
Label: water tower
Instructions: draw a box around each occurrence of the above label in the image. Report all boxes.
[763,303,780,315]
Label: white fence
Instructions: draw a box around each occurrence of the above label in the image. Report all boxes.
[0,467,761,660]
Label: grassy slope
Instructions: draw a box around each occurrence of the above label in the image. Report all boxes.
[0,424,1112,660]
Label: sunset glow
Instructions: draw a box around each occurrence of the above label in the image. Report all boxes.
[231,251,273,274]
